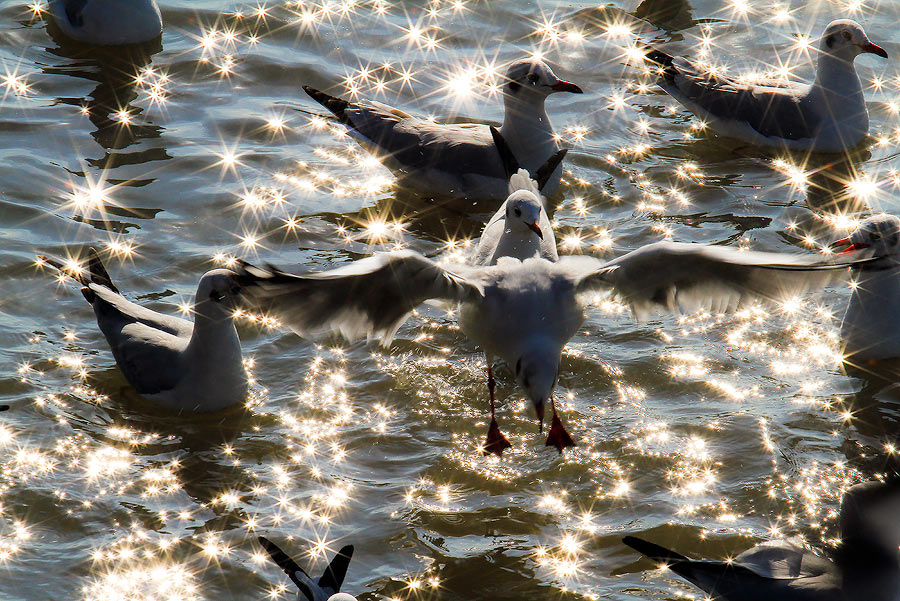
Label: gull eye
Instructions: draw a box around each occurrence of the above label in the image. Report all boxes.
[209,290,225,302]
[842,30,852,41]
[514,207,522,217]
[527,72,539,84]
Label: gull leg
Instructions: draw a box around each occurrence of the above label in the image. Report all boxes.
[545,395,575,453]
[483,364,511,457]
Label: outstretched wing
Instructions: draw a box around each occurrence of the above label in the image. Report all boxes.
[565,241,875,319]
[236,251,483,344]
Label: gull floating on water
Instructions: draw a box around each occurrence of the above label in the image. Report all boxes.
[258,537,356,601]
[828,214,900,361]
[623,478,900,601]
[302,57,582,199]
[642,19,887,152]
[234,131,869,454]
[49,0,163,46]
[41,249,247,412]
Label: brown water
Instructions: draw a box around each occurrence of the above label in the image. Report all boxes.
[1,0,900,599]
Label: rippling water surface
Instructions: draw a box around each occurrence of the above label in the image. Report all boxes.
[2,0,900,599]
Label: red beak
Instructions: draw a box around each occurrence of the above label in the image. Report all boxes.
[528,221,543,239]
[830,237,871,253]
[550,80,583,94]
[859,41,888,58]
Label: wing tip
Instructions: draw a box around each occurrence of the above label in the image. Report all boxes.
[622,535,689,563]
[303,85,355,128]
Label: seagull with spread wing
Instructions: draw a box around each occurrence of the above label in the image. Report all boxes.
[235,132,872,455]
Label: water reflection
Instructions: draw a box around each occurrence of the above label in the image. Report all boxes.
[43,32,163,150]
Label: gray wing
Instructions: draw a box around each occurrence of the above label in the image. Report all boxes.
[648,49,820,140]
[566,241,874,319]
[90,284,194,340]
[235,251,484,344]
[104,321,185,395]
[303,87,506,178]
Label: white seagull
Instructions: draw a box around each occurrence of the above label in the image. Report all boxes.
[49,0,163,46]
[828,214,900,361]
[642,19,888,152]
[258,537,356,601]
[302,57,582,199]
[41,249,248,412]
[623,478,900,601]
[234,136,870,454]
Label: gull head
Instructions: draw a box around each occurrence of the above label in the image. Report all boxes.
[505,190,544,239]
[195,269,242,318]
[515,350,559,431]
[327,594,358,601]
[819,19,887,61]
[839,478,900,558]
[831,214,900,257]
[503,58,583,102]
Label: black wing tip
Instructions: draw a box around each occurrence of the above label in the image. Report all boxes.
[303,85,355,128]
[535,147,568,191]
[490,126,521,178]
[622,535,689,563]
[86,247,119,293]
[257,536,299,572]
[0,405,8,411]
[318,545,355,592]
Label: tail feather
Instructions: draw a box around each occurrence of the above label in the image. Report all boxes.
[303,85,357,129]
[507,169,541,197]
[318,545,354,594]
[622,535,690,563]
[257,537,316,601]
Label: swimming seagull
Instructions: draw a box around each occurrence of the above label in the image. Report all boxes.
[642,19,888,152]
[302,57,583,199]
[828,214,900,361]
[234,138,873,454]
[48,0,163,46]
[623,478,900,601]
[258,537,356,601]
[40,249,248,412]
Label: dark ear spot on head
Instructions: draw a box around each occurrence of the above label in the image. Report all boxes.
[508,81,521,94]
[825,34,835,48]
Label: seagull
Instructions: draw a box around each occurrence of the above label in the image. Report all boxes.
[258,537,356,601]
[40,248,248,412]
[642,19,888,152]
[828,214,900,361]
[622,478,900,601]
[302,57,583,199]
[234,134,871,454]
[48,0,163,46]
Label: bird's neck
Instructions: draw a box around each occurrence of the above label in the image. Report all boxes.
[814,53,863,100]
[500,93,554,152]
[185,306,243,367]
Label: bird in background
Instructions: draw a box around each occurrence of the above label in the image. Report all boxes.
[302,57,582,199]
[642,19,887,152]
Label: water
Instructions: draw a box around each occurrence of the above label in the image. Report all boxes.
[1,0,900,599]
